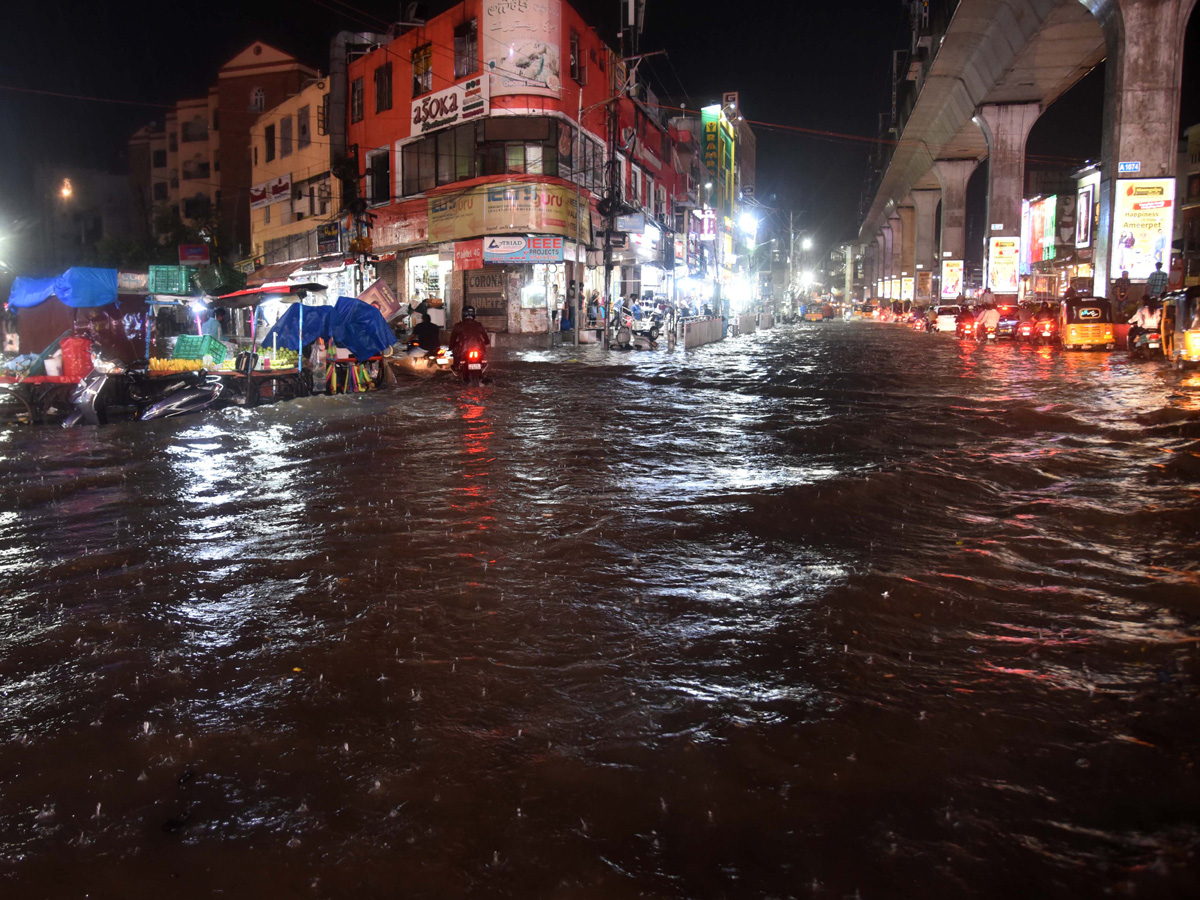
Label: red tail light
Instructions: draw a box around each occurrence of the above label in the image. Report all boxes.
[468,349,480,360]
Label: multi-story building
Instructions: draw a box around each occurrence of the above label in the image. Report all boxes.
[249,79,342,265]
[128,42,318,259]
[342,0,682,346]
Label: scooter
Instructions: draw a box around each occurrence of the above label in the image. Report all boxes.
[63,353,227,427]
[391,341,454,377]
[1128,327,1164,360]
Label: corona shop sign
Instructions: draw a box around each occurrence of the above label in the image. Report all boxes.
[428,181,590,244]
[482,236,564,264]
[411,77,489,135]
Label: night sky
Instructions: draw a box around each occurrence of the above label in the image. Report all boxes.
[1,0,1198,259]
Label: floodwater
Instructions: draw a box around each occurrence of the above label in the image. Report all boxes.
[2,321,1199,898]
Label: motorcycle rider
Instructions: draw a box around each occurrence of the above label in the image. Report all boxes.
[1128,295,1161,350]
[449,304,490,361]
[410,312,441,355]
[955,305,975,335]
[976,303,1001,338]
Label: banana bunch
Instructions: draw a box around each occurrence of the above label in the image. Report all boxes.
[149,358,203,374]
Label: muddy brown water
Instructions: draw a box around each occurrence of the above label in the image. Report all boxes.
[2,321,1198,898]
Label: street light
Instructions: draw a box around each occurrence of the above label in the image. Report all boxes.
[802,237,813,251]
[738,212,758,235]
[59,178,73,200]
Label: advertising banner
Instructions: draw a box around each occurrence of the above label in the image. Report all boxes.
[428,181,589,244]
[178,244,210,266]
[888,278,899,300]
[411,76,489,136]
[484,0,561,98]
[357,278,402,321]
[941,259,963,299]
[701,107,719,183]
[1076,184,1093,248]
[250,174,291,210]
[901,276,914,302]
[1029,196,1057,265]
[917,271,932,300]
[317,222,340,254]
[1112,178,1175,280]
[455,239,484,270]
[482,235,564,264]
[987,237,1020,293]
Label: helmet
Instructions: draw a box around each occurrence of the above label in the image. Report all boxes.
[462,305,476,320]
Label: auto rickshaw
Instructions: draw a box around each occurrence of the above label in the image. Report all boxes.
[1161,286,1200,370]
[1059,296,1116,351]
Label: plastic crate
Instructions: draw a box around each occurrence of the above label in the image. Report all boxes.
[172,334,226,364]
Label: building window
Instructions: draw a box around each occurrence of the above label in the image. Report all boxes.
[319,93,330,135]
[168,133,177,152]
[367,148,391,205]
[375,63,393,113]
[152,182,168,201]
[212,109,219,132]
[264,203,270,224]
[213,151,220,173]
[280,116,293,157]
[413,44,433,97]
[265,124,275,162]
[350,78,364,123]
[454,19,478,79]
[298,105,311,148]
[181,115,207,143]
[183,195,210,220]
[250,88,265,112]
[570,30,584,84]
[152,149,167,169]
[170,168,179,188]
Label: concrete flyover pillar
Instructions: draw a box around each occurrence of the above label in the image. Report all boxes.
[977,103,1041,298]
[888,212,903,284]
[910,189,941,301]
[933,158,979,264]
[1080,0,1199,296]
[880,225,894,284]
[897,204,916,279]
[863,243,876,299]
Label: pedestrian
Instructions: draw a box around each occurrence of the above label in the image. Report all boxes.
[1146,261,1168,299]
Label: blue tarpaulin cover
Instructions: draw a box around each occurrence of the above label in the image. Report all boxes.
[7,268,119,309]
[258,298,394,360]
[258,304,333,351]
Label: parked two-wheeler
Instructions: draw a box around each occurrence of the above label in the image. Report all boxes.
[63,353,227,427]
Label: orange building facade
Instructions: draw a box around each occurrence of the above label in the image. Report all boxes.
[345,0,683,345]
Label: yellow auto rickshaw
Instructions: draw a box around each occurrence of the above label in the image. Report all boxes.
[1161,286,1200,370]
[1059,297,1116,351]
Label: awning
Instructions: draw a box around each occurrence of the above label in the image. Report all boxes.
[245,260,307,287]
[216,282,329,307]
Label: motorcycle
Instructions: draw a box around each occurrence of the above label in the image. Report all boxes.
[1017,317,1057,346]
[977,325,998,342]
[955,320,976,340]
[390,340,454,377]
[1128,326,1164,360]
[451,340,489,385]
[63,352,227,427]
[609,312,635,350]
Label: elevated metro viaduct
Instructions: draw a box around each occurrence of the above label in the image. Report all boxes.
[856,0,1196,306]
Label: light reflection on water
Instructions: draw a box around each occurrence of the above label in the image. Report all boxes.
[0,322,1197,897]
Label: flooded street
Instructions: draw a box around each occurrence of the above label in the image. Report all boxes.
[2,320,1199,898]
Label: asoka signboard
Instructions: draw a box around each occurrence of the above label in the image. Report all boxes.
[412,76,489,135]
[483,0,561,98]
[482,235,564,264]
[1112,178,1175,280]
[987,236,1020,293]
[941,259,963,299]
[428,182,589,243]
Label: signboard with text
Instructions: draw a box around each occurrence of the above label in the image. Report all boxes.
[901,276,914,302]
[987,236,1020,293]
[483,0,561,98]
[454,239,483,270]
[941,259,963,299]
[411,76,489,135]
[428,182,589,243]
[178,244,210,266]
[1076,182,1095,249]
[482,235,564,264]
[250,173,291,210]
[1112,178,1175,280]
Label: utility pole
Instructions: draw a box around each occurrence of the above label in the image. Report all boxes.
[788,209,794,316]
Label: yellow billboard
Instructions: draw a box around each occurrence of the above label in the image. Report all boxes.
[428,182,591,244]
[901,276,914,302]
[1112,178,1175,280]
[987,237,1020,293]
[941,259,963,299]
